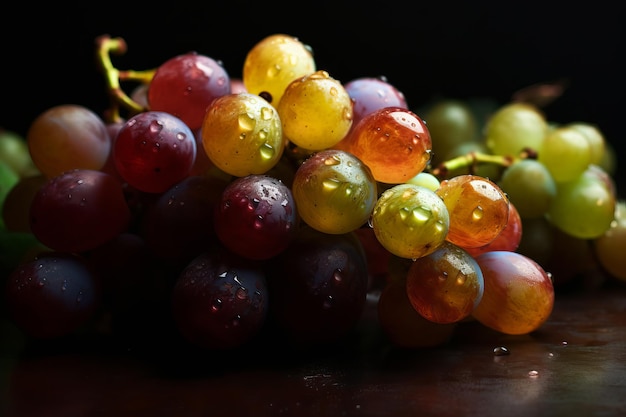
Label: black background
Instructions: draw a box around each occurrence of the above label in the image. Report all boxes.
[3,2,624,194]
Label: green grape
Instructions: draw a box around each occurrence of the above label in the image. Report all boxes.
[568,122,606,166]
[0,130,39,178]
[423,99,479,165]
[202,93,284,177]
[484,102,548,157]
[371,183,449,259]
[242,33,316,106]
[546,167,616,239]
[276,70,353,151]
[406,171,440,191]
[291,149,377,234]
[594,201,626,281]
[538,125,591,183]
[0,161,20,229]
[498,158,556,219]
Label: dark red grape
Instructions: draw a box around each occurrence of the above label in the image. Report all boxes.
[141,174,229,267]
[214,174,298,260]
[171,248,269,350]
[265,226,369,346]
[5,252,101,339]
[113,111,197,194]
[29,169,131,253]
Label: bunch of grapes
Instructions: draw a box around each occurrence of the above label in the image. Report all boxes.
[0,33,623,356]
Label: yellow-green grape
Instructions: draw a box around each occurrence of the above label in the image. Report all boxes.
[371,183,450,259]
[538,125,591,183]
[546,166,616,239]
[291,149,377,234]
[242,33,316,106]
[277,70,353,151]
[484,102,548,157]
[406,171,441,191]
[202,93,284,177]
[498,158,557,219]
[0,130,39,178]
[567,122,606,166]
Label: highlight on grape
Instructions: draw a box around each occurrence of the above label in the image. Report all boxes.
[0,33,623,356]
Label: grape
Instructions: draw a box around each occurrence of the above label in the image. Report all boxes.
[463,201,522,257]
[0,129,39,178]
[538,125,591,183]
[335,106,432,184]
[406,241,484,324]
[213,174,298,260]
[0,161,19,229]
[371,183,449,259]
[594,201,626,281]
[484,102,547,157]
[343,76,408,127]
[265,226,368,346]
[568,122,606,166]
[171,247,269,350]
[291,149,378,235]
[147,52,231,131]
[546,166,616,239]
[29,169,131,253]
[276,70,353,151]
[4,251,101,339]
[497,158,556,219]
[113,111,197,193]
[436,174,509,249]
[201,93,284,177]
[471,251,554,335]
[377,278,457,348]
[422,99,479,165]
[2,174,47,232]
[406,171,441,191]
[242,34,316,106]
[140,174,229,267]
[26,104,111,178]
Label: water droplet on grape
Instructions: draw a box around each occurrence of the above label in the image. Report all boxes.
[324,155,341,166]
[323,178,341,191]
[211,298,223,312]
[261,107,274,121]
[322,295,333,309]
[259,143,275,160]
[236,287,248,300]
[149,120,164,133]
[456,272,467,285]
[176,132,186,141]
[472,206,484,220]
[238,112,256,131]
[413,206,432,223]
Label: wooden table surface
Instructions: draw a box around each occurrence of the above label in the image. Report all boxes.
[2,282,626,417]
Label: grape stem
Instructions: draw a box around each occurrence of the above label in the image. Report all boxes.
[95,35,156,123]
[430,148,537,180]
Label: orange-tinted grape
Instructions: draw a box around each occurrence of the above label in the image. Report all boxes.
[335,107,432,184]
[464,202,522,257]
[276,70,353,151]
[371,183,449,259]
[291,149,377,234]
[202,93,284,177]
[436,174,510,249]
[406,241,484,324]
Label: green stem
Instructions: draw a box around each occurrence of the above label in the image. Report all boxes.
[430,151,515,179]
[95,35,156,123]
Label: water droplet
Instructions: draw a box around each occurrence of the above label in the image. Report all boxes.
[259,143,275,160]
[332,269,343,285]
[324,155,341,166]
[261,107,274,121]
[176,132,186,141]
[149,120,164,133]
[236,287,248,300]
[528,370,539,377]
[323,178,341,191]
[456,272,467,285]
[211,298,223,312]
[493,346,510,356]
[322,295,333,309]
[238,112,256,131]
[472,206,484,220]
[413,206,432,223]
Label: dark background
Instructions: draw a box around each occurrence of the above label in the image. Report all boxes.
[3,2,624,194]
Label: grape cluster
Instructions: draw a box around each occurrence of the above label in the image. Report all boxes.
[0,33,623,354]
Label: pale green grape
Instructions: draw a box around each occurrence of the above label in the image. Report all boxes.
[538,126,591,183]
[406,171,440,191]
[498,158,556,219]
[568,122,606,166]
[546,168,616,239]
[484,102,548,157]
